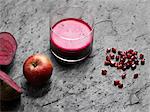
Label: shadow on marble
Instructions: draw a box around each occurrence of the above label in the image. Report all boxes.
[22,80,51,98]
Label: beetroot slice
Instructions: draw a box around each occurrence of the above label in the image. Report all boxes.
[0,70,23,93]
[0,32,17,65]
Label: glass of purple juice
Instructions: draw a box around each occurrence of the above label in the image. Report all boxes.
[50,6,94,63]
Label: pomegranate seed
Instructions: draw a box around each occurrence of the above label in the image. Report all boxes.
[141,59,145,65]
[128,59,132,65]
[110,61,115,67]
[134,59,139,65]
[120,58,125,63]
[110,54,115,59]
[124,59,128,63]
[131,64,136,70]
[120,52,125,56]
[119,61,125,64]
[131,56,136,61]
[126,62,130,69]
[133,51,138,55]
[131,61,135,65]
[124,62,127,66]
[139,54,144,59]
[122,66,127,71]
[118,51,122,55]
[106,55,111,61]
[115,63,119,67]
[124,51,128,55]
[114,80,120,86]
[112,48,117,53]
[117,64,123,69]
[135,51,138,55]
[116,55,120,61]
[134,55,138,58]
[127,54,131,59]
[121,74,126,79]
[104,61,110,66]
[131,52,136,56]
[118,83,123,89]
[133,56,138,61]
[128,49,133,54]
[123,55,127,59]
[101,70,107,75]
[133,73,138,79]
[106,48,111,53]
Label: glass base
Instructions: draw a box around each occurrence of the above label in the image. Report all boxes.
[51,49,92,64]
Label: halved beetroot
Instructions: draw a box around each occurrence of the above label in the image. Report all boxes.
[0,70,22,93]
[0,32,17,65]
[0,32,22,101]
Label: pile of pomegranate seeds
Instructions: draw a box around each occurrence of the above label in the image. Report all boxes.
[101,48,145,89]
[104,48,145,70]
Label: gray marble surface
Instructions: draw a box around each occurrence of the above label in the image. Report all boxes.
[0,0,150,112]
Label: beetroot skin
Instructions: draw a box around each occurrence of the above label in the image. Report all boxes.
[0,32,17,65]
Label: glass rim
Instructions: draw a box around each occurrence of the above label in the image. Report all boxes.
[50,6,94,41]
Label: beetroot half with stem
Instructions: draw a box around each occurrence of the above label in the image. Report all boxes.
[0,32,17,65]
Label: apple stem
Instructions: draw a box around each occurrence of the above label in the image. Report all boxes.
[32,62,37,67]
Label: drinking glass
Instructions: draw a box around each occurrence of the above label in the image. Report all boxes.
[50,6,94,63]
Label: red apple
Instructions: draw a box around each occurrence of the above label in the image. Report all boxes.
[23,54,53,86]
